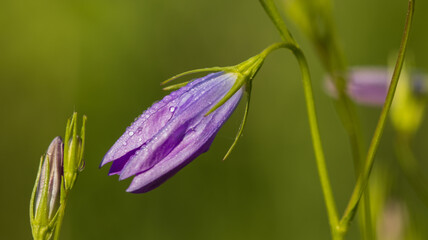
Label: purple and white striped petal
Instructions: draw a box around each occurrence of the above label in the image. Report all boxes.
[127,87,244,193]
[101,71,244,193]
[118,72,238,180]
[101,72,231,168]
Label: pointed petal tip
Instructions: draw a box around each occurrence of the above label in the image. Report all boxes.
[99,156,111,168]
[118,171,133,181]
[125,186,140,194]
[126,182,150,194]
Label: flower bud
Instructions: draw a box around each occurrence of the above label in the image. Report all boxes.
[63,113,86,190]
[30,137,64,240]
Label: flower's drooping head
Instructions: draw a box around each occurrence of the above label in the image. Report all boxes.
[101,52,266,193]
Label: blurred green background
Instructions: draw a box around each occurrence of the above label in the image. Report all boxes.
[2,0,428,239]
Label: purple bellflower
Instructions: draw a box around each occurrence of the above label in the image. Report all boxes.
[325,67,427,106]
[101,51,268,193]
[325,66,428,135]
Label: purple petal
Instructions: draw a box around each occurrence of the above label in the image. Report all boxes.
[126,87,244,193]
[118,72,239,180]
[107,148,140,175]
[101,72,226,167]
[347,68,391,105]
[325,67,391,106]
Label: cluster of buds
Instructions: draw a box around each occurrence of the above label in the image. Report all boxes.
[30,113,86,240]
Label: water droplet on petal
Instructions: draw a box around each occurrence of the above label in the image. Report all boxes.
[128,131,134,136]
[169,106,176,112]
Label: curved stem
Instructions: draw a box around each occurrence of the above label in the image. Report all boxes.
[339,0,415,230]
[258,0,295,45]
[259,0,339,236]
[291,46,340,235]
[319,3,373,238]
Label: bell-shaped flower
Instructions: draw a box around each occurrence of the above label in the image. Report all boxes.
[325,66,428,135]
[325,67,427,105]
[100,46,276,193]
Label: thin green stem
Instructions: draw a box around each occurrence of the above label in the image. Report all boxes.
[291,46,340,235]
[316,1,376,238]
[339,0,415,230]
[259,0,339,236]
[259,0,295,45]
[53,185,69,240]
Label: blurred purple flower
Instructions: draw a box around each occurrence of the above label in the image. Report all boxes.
[325,67,427,106]
[101,72,243,193]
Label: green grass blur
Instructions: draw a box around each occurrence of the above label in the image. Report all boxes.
[1,0,428,239]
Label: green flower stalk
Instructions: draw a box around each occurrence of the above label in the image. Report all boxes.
[260,0,415,239]
[30,112,87,240]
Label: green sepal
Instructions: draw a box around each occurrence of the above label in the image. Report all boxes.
[163,81,190,91]
[205,72,244,116]
[30,155,59,240]
[205,55,264,116]
[161,67,225,85]
[78,115,87,172]
[36,155,51,226]
[163,43,288,116]
[30,156,44,224]
[223,82,253,161]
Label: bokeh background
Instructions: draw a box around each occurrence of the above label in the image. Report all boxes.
[2,0,428,239]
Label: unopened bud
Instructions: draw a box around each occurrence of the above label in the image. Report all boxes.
[63,113,86,190]
[30,137,64,240]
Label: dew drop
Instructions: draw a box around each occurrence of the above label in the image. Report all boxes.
[128,131,134,136]
[169,106,176,112]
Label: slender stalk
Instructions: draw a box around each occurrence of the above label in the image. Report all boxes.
[324,15,374,240]
[53,184,69,240]
[339,0,415,230]
[318,3,373,238]
[291,46,340,236]
[258,0,295,45]
[259,0,340,237]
